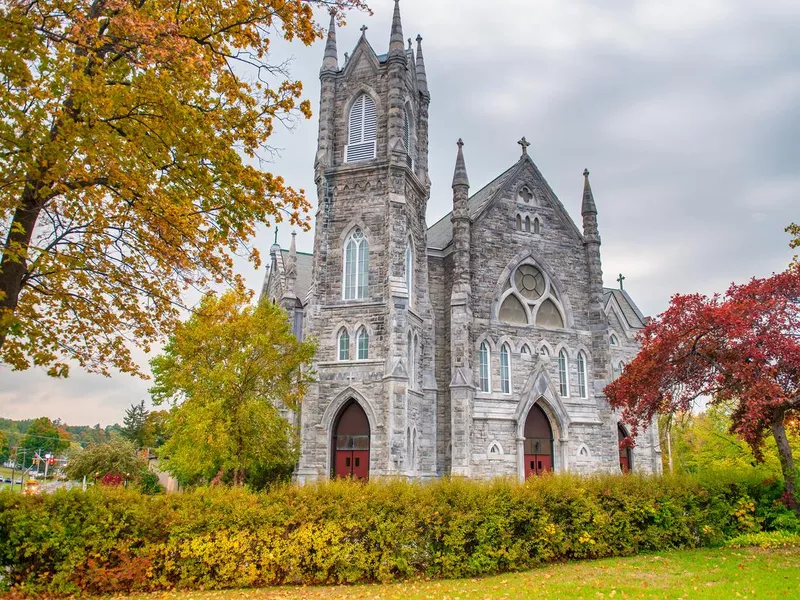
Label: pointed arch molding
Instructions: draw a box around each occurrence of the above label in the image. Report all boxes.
[491,250,575,328]
[321,387,380,435]
[514,366,571,441]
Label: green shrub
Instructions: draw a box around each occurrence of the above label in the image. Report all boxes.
[136,470,165,495]
[0,471,794,595]
[726,531,800,549]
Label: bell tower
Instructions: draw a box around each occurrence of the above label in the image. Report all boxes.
[297,1,437,482]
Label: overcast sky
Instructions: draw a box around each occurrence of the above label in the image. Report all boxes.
[1,0,798,426]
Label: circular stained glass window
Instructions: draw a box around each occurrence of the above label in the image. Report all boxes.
[514,265,546,300]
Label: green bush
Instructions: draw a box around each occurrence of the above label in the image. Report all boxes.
[0,472,794,595]
[726,530,800,549]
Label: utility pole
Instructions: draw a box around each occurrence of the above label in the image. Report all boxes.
[10,447,17,491]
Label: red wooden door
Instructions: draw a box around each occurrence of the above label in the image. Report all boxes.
[352,450,369,480]
[332,401,370,480]
[335,450,354,478]
[618,424,632,473]
[524,404,554,478]
[619,455,630,473]
[525,453,553,477]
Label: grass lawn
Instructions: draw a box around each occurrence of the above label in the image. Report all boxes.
[120,546,800,600]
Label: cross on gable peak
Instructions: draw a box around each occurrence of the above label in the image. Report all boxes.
[359,24,368,36]
[617,273,626,290]
[518,137,531,155]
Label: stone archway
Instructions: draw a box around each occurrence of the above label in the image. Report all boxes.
[523,403,555,477]
[331,401,370,480]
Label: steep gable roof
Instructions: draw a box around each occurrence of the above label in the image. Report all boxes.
[261,248,314,306]
[426,154,584,250]
[285,250,314,304]
[603,287,646,329]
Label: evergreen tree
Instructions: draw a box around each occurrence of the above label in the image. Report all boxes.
[121,400,149,448]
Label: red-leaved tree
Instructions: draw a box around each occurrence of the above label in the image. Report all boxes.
[605,268,800,515]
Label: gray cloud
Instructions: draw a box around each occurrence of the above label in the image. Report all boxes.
[2,0,798,425]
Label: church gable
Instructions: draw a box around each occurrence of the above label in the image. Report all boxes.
[470,156,583,245]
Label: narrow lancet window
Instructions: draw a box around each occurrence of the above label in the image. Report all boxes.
[577,351,588,398]
[479,342,491,392]
[357,327,369,360]
[500,343,511,394]
[558,349,569,397]
[338,329,350,361]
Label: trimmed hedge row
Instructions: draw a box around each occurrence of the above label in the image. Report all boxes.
[0,472,796,594]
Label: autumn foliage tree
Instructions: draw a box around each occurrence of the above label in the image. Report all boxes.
[150,290,315,487]
[606,269,800,514]
[0,0,366,377]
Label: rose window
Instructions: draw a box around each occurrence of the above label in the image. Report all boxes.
[498,264,565,329]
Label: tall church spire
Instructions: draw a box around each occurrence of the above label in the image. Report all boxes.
[389,0,405,58]
[581,168,597,217]
[415,34,429,97]
[452,139,469,189]
[321,12,338,73]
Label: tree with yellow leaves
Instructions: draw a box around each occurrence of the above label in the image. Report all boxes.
[150,290,315,487]
[0,0,367,377]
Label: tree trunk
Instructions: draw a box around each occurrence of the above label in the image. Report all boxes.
[771,409,800,516]
[0,184,44,351]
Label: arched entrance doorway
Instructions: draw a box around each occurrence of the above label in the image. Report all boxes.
[524,403,554,477]
[332,401,370,480]
[618,424,633,473]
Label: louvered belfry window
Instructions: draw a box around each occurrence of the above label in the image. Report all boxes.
[346,94,377,162]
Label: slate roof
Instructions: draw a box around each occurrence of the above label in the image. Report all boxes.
[281,249,314,303]
[603,287,646,329]
[426,165,517,250]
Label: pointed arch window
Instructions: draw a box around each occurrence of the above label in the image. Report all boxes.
[357,327,369,360]
[533,217,541,234]
[346,94,377,162]
[500,343,511,394]
[525,216,531,232]
[405,241,414,301]
[558,349,569,397]
[610,334,619,346]
[407,331,415,389]
[577,351,588,399]
[338,329,350,361]
[520,344,531,356]
[344,229,369,300]
[479,342,491,392]
[516,214,522,231]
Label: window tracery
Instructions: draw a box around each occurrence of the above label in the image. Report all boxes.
[497,264,565,329]
[343,228,368,300]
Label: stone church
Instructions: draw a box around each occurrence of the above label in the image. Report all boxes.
[262,1,661,482]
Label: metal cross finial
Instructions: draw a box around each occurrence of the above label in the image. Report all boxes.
[359,24,368,36]
[518,137,531,155]
[617,273,626,290]
[457,138,464,148]
[583,168,590,178]
[273,227,278,245]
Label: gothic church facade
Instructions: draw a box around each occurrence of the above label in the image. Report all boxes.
[262,2,661,481]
